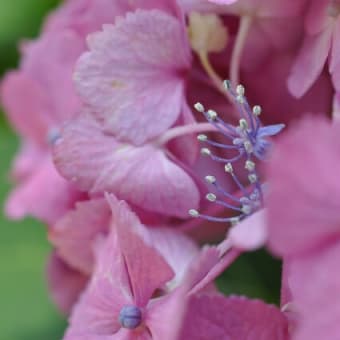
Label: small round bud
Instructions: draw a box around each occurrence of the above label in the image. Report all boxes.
[194,102,205,112]
[223,79,231,90]
[248,174,258,183]
[241,205,252,215]
[119,305,142,329]
[243,140,253,153]
[206,193,217,202]
[239,119,248,130]
[245,160,255,171]
[189,209,199,217]
[197,134,207,142]
[252,105,262,116]
[205,175,216,184]
[201,148,211,156]
[207,109,218,120]
[236,84,245,96]
[224,163,233,173]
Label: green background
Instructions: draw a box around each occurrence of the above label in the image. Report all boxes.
[0,1,281,339]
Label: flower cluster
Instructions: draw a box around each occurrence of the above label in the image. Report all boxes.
[1,0,340,339]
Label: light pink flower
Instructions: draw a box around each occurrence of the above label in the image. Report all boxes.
[1,30,85,223]
[63,194,198,339]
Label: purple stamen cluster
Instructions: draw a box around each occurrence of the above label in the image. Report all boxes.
[189,80,284,224]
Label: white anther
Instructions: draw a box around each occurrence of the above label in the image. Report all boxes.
[223,79,231,90]
[201,148,211,156]
[207,109,218,120]
[224,162,233,173]
[205,175,216,184]
[236,95,245,104]
[206,193,217,202]
[236,84,245,96]
[252,105,262,116]
[245,160,255,171]
[241,205,252,215]
[197,134,207,142]
[194,102,205,112]
[248,174,258,183]
[230,216,240,225]
[233,138,243,146]
[240,197,250,204]
[189,209,200,217]
[243,140,253,153]
[239,119,248,130]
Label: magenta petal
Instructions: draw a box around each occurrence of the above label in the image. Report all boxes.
[74,10,191,145]
[289,242,340,340]
[267,116,340,256]
[106,194,174,306]
[177,294,289,340]
[54,113,200,217]
[288,27,332,98]
[49,198,111,275]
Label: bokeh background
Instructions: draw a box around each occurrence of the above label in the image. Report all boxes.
[0,1,281,339]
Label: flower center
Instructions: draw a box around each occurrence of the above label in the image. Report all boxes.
[118,305,142,329]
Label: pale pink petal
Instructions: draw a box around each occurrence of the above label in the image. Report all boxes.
[106,195,174,306]
[288,27,333,98]
[10,142,45,181]
[228,209,267,250]
[267,116,340,256]
[74,10,191,145]
[177,294,289,340]
[21,30,83,123]
[5,156,81,224]
[46,252,88,315]
[49,198,111,275]
[1,72,50,145]
[53,113,200,217]
[206,0,238,4]
[147,227,199,289]
[289,242,340,340]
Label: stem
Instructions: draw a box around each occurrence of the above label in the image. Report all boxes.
[199,52,226,96]
[156,122,217,146]
[230,15,252,87]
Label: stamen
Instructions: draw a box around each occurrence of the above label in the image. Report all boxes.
[190,82,283,226]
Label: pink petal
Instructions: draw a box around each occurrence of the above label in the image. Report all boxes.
[5,156,81,224]
[1,72,50,145]
[46,252,88,315]
[147,227,199,289]
[289,242,340,340]
[106,194,175,306]
[288,27,333,98]
[177,294,289,340]
[228,209,267,250]
[74,10,191,145]
[267,116,340,256]
[65,195,174,337]
[49,198,111,275]
[53,113,200,217]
